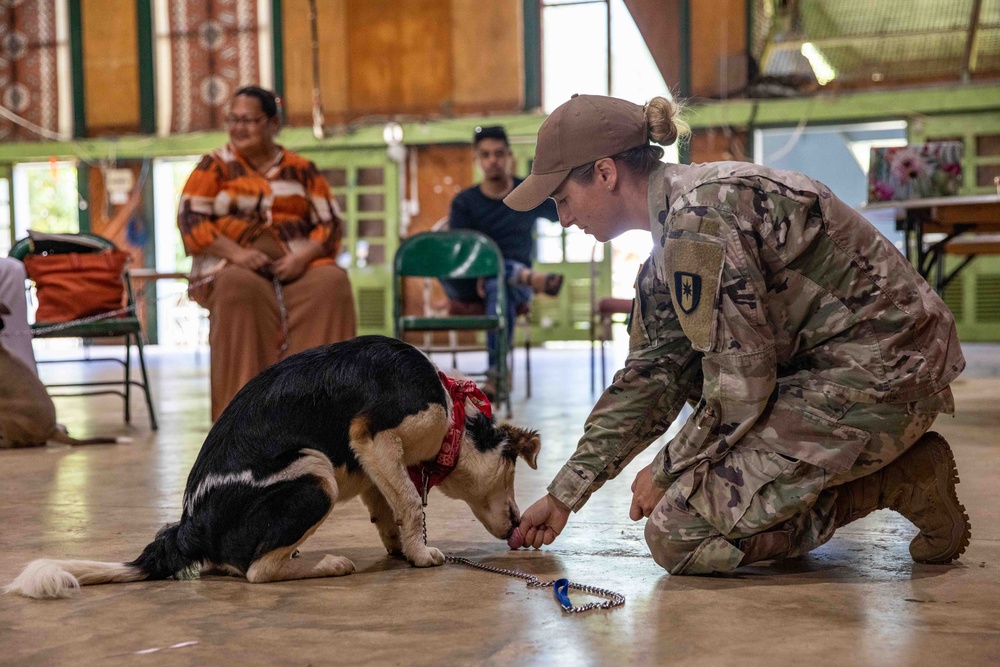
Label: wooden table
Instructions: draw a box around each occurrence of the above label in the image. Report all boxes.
[127,269,193,325]
[861,194,1000,292]
[129,268,191,282]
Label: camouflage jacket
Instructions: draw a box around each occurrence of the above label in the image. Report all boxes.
[548,162,965,511]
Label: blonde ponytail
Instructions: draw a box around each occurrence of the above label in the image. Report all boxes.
[644,96,689,147]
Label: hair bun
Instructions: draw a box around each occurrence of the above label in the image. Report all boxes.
[644,96,689,147]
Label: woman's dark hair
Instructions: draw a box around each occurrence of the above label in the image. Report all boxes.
[568,96,689,184]
[234,86,281,120]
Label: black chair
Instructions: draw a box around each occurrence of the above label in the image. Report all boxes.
[9,232,158,430]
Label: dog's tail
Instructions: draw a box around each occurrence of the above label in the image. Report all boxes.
[5,523,196,599]
[49,424,126,446]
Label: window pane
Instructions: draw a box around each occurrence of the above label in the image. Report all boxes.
[152,157,201,347]
[367,244,386,266]
[357,167,385,186]
[156,159,199,273]
[608,0,670,103]
[536,216,563,263]
[977,164,1000,189]
[358,192,385,212]
[543,3,608,112]
[537,238,562,263]
[976,134,1000,157]
[354,240,386,267]
[543,1,672,112]
[13,162,80,237]
[358,218,385,238]
[323,168,348,188]
[565,228,594,263]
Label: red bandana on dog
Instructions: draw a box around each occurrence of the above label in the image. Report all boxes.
[408,371,492,499]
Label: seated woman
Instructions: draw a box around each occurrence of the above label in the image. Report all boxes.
[177,86,356,421]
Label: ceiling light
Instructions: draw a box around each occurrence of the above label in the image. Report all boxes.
[801,42,837,85]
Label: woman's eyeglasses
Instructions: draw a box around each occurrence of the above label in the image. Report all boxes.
[225,115,267,127]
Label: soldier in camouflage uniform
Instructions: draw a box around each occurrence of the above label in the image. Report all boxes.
[504,94,971,575]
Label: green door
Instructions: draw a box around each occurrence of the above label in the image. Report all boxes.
[306,148,399,337]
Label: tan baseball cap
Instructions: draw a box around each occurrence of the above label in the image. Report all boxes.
[504,94,647,211]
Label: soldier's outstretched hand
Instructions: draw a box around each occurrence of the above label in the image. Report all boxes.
[518,494,570,549]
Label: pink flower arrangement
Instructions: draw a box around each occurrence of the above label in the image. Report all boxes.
[872,181,895,201]
[942,162,962,177]
[889,148,928,183]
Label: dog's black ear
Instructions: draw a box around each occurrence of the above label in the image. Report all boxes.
[500,425,540,470]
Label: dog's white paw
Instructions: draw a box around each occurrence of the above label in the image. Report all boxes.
[319,555,355,576]
[409,547,445,568]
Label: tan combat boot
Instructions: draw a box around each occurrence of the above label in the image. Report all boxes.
[736,526,796,567]
[834,431,971,564]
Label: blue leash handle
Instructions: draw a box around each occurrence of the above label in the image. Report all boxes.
[443,555,625,614]
[553,578,572,610]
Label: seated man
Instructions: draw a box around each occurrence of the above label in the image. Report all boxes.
[441,125,563,394]
[0,257,37,374]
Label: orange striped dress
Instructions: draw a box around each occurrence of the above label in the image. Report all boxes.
[177,144,357,421]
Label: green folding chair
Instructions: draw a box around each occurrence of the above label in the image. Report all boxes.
[9,232,158,430]
[394,230,510,417]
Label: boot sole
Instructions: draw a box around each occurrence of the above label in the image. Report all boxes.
[912,432,972,564]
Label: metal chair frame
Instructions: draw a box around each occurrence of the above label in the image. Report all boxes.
[9,232,158,430]
[394,230,511,416]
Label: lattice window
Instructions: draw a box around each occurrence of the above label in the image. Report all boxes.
[942,275,965,323]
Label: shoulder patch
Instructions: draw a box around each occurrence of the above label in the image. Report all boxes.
[665,237,725,351]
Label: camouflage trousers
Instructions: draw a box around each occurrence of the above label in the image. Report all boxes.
[644,387,954,575]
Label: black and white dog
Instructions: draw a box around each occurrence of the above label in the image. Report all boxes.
[7,336,540,598]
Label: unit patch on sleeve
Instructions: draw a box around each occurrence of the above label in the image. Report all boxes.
[665,237,725,352]
[674,272,701,314]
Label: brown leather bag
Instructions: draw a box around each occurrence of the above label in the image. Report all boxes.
[23,249,129,323]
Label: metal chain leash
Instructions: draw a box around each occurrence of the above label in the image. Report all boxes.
[443,555,626,614]
[272,276,290,355]
[421,506,625,614]
[28,304,138,336]
[8,275,215,338]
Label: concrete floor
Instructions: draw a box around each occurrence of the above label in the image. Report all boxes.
[1,342,998,666]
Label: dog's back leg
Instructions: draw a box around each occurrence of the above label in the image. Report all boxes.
[211,450,355,583]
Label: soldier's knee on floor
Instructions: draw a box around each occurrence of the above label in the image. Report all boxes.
[644,518,702,574]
